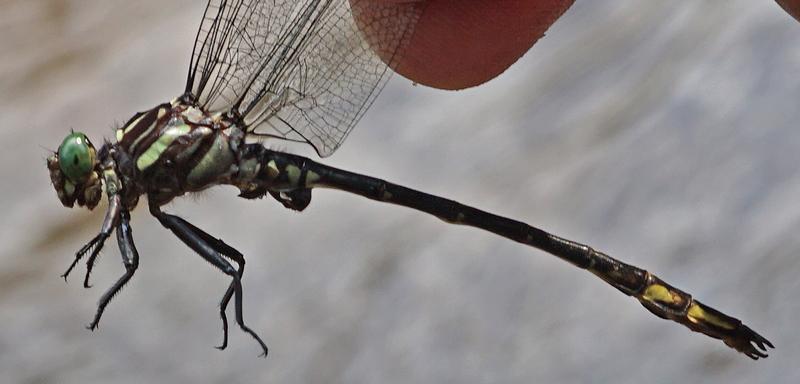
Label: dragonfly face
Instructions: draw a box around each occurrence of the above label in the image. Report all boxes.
[47,131,103,210]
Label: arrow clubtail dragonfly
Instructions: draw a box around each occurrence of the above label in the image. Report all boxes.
[46,0,773,359]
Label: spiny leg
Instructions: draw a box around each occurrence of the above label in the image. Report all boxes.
[88,210,140,331]
[149,203,267,357]
[62,194,121,285]
[166,214,245,350]
[62,234,106,283]
[217,248,243,351]
[83,239,105,288]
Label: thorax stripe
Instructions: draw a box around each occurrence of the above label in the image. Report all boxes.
[135,124,191,171]
[118,103,171,153]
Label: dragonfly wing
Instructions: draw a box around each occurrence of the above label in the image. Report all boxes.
[185,0,421,157]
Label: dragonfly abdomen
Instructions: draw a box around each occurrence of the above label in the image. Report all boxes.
[233,145,315,197]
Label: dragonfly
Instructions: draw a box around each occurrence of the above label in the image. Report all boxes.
[46,0,773,359]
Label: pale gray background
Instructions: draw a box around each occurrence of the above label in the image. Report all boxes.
[1,1,798,383]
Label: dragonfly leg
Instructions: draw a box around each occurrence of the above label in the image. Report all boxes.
[88,210,139,330]
[83,241,105,288]
[62,194,121,286]
[161,214,246,350]
[217,252,244,351]
[149,203,268,357]
[62,234,106,283]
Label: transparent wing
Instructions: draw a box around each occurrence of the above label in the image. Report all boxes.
[185,0,421,157]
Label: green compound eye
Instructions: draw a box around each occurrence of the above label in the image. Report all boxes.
[58,132,96,183]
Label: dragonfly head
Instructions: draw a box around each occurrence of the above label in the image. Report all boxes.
[47,131,103,210]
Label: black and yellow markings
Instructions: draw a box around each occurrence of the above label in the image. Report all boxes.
[136,124,192,171]
[686,302,737,330]
[642,283,686,307]
[285,164,302,186]
[117,105,170,152]
[102,167,122,196]
[265,160,280,180]
[187,133,235,187]
[118,103,226,174]
[116,114,145,142]
[175,126,213,163]
[251,156,324,191]
[304,170,320,187]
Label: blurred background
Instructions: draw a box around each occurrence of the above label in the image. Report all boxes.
[1,0,799,382]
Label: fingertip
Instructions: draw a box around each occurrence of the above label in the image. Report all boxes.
[355,0,575,89]
[777,0,800,22]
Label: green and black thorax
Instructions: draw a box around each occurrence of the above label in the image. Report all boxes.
[49,95,322,212]
[111,97,246,208]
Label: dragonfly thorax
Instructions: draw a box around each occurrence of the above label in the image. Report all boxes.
[111,101,245,206]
